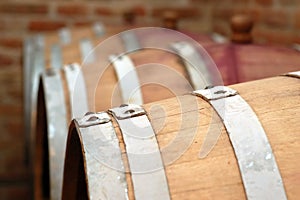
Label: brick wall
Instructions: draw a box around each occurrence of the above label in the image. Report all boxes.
[0,0,299,198]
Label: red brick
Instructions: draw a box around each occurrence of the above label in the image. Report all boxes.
[132,5,146,16]
[6,120,23,137]
[152,7,200,18]
[262,9,290,28]
[190,0,216,2]
[279,0,298,6]
[218,0,249,6]
[7,85,22,100]
[0,141,29,180]
[28,20,66,31]
[0,20,5,30]
[0,3,48,14]
[244,8,262,22]
[294,11,300,29]
[293,35,300,44]
[0,54,14,67]
[57,5,88,16]
[0,184,31,200]
[74,21,93,27]
[95,7,113,16]
[0,105,22,116]
[255,0,273,6]
[212,7,233,20]
[0,38,22,48]
[253,28,295,45]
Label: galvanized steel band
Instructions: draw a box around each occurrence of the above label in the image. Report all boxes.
[109,54,143,105]
[76,112,129,200]
[109,104,171,200]
[283,71,300,79]
[192,86,287,200]
[63,63,89,118]
[171,41,213,90]
[41,68,68,200]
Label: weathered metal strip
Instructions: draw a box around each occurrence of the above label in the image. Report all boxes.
[63,63,89,118]
[109,104,171,200]
[58,27,72,45]
[171,41,213,90]
[109,55,143,105]
[76,112,129,200]
[42,68,68,200]
[79,38,95,63]
[211,33,228,43]
[50,44,63,69]
[23,37,35,164]
[120,31,140,52]
[192,86,287,200]
[30,34,46,137]
[283,71,300,79]
[24,34,45,178]
[93,22,106,37]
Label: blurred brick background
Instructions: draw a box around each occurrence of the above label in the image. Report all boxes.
[0,0,299,199]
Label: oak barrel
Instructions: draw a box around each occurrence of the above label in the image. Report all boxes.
[63,73,300,199]
[32,25,223,199]
[201,14,300,85]
[203,42,300,85]
[34,31,219,199]
[26,23,130,200]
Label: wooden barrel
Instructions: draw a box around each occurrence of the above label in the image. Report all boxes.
[204,41,300,85]
[62,72,300,199]
[25,23,130,200]
[27,16,227,140]
[34,34,219,199]
[28,25,220,134]
[35,35,221,195]
[24,22,117,147]
[202,14,300,85]
[81,30,221,110]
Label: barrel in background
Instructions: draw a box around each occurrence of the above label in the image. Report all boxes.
[24,22,128,200]
[33,33,221,199]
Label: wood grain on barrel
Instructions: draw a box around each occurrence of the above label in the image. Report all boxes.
[40,30,216,113]
[142,76,299,199]
[34,34,192,199]
[63,75,299,199]
[95,48,192,111]
[33,26,218,200]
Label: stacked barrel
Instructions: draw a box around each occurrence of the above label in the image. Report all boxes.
[23,13,300,200]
